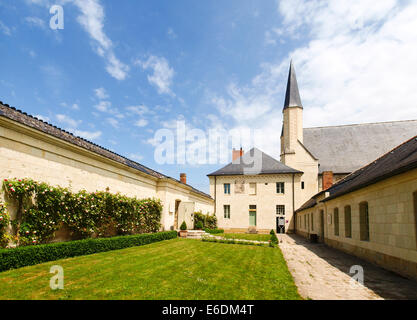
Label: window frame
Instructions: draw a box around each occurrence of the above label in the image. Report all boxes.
[359,202,370,241]
[276,182,285,194]
[224,205,231,219]
[334,208,339,236]
[344,205,352,238]
[276,205,285,216]
[224,183,231,195]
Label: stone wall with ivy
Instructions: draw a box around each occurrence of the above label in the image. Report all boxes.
[1,178,163,247]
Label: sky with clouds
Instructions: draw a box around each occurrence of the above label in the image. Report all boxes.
[1,0,417,193]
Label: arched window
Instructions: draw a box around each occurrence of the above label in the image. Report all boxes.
[360,202,370,241]
[344,205,352,238]
[334,208,339,236]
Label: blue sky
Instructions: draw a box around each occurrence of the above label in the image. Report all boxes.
[1,0,417,193]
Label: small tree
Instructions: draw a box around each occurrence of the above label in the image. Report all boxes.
[195,221,203,230]
[180,221,187,231]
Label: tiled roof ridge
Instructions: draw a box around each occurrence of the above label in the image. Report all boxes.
[304,119,417,131]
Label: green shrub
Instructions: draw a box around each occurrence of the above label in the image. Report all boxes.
[202,237,269,248]
[180,221,187,231]
[204,228,224,234]
[195,221,203,230]
[0,231,177,272]
[270,229,275,235]
[270,232,278,245]
[0,202,10,248]
[2,178,163,246]
[193,211,217,229]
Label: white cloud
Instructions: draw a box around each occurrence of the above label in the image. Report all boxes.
[27,0,129,80]
[126,105,150,116]
[167,27,177,40]
[129,153,144,162]
[106,117,119,128]
[134,119,148,127]
[56,114,81,128]
[95,87,109,99]
[0,20,11,36]
[209,0,417,159]
[136,56,175,96]
[25,16,46,29]
[94,101,112,112]
[71,129,102,140]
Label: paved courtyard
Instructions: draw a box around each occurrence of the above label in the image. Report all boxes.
[278,234,417,300]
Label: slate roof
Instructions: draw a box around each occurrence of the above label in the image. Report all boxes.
[207,148,302,176]
[283,61,303,109]
[303,120,417,174]
[322,134,417,202]
[296,134,417,211]
[0,101,212,199]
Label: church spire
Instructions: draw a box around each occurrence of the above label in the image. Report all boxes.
[283,60,303,109]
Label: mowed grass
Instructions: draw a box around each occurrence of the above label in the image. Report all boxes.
[219,233,272,242]
[0,239,300,300]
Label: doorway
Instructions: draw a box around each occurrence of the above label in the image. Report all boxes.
[174,200,181,230]
[320,210,325,242]
[276,217,285,234]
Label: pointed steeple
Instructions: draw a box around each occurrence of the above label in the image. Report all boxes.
[283,60,303,109]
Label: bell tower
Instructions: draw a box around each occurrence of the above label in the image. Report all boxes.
[281,61,304,166]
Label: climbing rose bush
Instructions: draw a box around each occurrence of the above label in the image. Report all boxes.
[2,178,163,246]
[0,202,10,248]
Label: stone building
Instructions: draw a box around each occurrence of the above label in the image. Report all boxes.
[208,61,417,237]
[208,148,302,234]
[0,102,214,234]
[295,135,417,280]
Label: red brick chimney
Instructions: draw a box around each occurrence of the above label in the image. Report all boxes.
[322,171,334,190]
[180,173,187,184]
[232,148,244,161]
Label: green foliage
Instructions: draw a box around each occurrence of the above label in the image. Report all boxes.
[0,231,177,272]
[193,211,217,229]
[270,231,278,246]
[2,178,163,246]
[202,237,268,247]
[180,221,187,231]
[270,229,275,235]
[195,221,203,230]
[204,228,224,234]
[0,202,10,248]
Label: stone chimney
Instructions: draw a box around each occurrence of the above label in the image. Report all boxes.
[322,171,334,190]
[232,148,244,161]
[180,173,187,184]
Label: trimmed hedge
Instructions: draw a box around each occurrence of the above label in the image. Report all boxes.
[0,231,177,272]
[204,228,224,234]
[202,237,268,247]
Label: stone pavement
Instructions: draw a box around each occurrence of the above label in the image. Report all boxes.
[278,234,417,300]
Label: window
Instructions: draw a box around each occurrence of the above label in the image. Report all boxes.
[276,205,285,216]
[311,213,314,231]
[224,183,231,195]
[301,182,305,190]
[224,205,231,219]
[276,182,285,194]
[249,205,257,226]
[344,206,352,238]
[334,208,339,236]
[249,183,257,195]
[304,215,307,230]
[359,202,370,241]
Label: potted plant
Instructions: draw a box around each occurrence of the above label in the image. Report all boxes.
[179,221,187,238]
[195,221,203,230]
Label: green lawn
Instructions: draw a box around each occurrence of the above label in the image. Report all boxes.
[0,239,300,300]
[219,233,272,242]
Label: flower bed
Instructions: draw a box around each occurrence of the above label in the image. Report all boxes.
[2,178,163,246]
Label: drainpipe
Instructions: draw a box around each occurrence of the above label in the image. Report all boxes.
[214,176,217,215]
[292,173,296,233]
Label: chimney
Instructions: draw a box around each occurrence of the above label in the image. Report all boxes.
[180,173,187,184]
[322,171,334,190]
[232,148,244,161]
